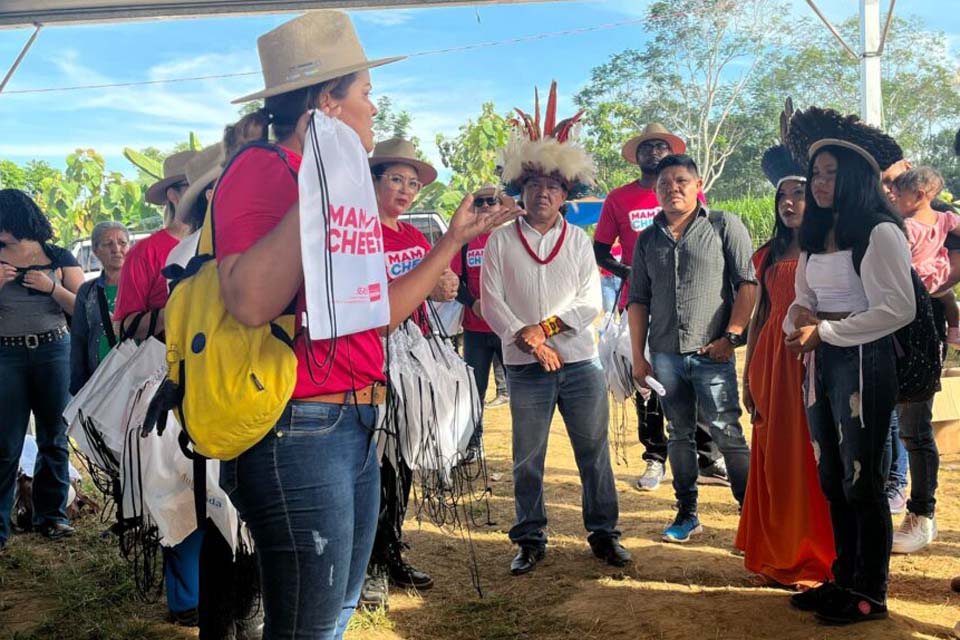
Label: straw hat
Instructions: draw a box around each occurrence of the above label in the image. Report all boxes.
[473,184,514,207]
[174,144,225,223]
[145,150,196,205]
[369,138,438,186]
[233,11,404,104]
[621,123,686,165]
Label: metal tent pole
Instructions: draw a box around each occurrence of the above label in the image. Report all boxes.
[860,0,883,125]
[0,23,42,95]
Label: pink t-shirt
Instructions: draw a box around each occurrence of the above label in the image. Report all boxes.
[905,211,960,293]
[451,232,493,333]
[214,145,385,398]
[113,228,180,320]
[382,221,432,332]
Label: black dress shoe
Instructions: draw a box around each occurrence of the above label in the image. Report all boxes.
[589,537,632,567]
[510,546,546,576]
[39,522,75,540]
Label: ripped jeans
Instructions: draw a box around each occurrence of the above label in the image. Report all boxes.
[220,402,380,640]
[804,338,896,602]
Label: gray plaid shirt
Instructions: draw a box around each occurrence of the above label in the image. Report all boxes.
[627,207,756,354]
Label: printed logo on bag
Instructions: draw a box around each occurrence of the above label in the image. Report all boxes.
[629,207,660,232]
[354,282,383,302]
[385,246,427,278]
[328,205,383,255]
[466,248,484,268]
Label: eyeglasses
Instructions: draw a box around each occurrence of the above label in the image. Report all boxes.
[639,141,672,152]
[474,196,499,208]
[383,174,422,193]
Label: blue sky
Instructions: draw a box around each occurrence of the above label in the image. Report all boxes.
[0,0,958,179]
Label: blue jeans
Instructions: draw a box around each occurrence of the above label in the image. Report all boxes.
[463,329,507,426]
[220,401,380,640]
[600,275,622,314]
[0,336,72,544]
[885,410,909,492]
[506,358,620,547]
[804,339,895,601]
[164,528,204,614]
[895,399,939,517]
[649,352,750,512]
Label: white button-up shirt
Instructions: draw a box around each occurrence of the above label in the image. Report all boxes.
[481,216,602,366]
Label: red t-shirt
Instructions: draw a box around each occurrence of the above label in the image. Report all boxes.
[214,145,385,397]
[595,181,705,307]
[113,228,180,320]
[451,232,492,333]
[382,222,431,282]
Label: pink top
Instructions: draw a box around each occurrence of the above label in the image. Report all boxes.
[905,211,960,293]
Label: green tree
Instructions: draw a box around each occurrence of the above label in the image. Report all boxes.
[416,102,512,216]
[575,0,789,195]
[0,159,61,195]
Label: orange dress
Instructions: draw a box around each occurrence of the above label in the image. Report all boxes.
[735,251,835,587]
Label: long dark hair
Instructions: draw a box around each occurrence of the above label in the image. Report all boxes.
[799,145,903,260]
[755,184,801,323]
[0,189,54,243]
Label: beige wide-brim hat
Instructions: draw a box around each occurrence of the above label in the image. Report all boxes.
[809,138,881,174]
[369,137,438,186]
[174,144,225,223]
[473,183,514,207]
[145,150,196,205]
[233,10,404,104]
[621,123,687,165]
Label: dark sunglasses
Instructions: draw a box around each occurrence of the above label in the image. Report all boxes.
[474,196,499,207]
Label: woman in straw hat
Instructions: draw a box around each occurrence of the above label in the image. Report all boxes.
[214,11,519,639]
[783,107,915,624]
[359,137,453,609]
[114,149,196,343]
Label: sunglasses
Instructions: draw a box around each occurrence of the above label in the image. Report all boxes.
[639,141,672,152]
[474,196,499,207]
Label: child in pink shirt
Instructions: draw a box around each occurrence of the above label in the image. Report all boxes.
[893,166,960,345]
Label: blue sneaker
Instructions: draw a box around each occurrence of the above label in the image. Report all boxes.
[662,511,703,543]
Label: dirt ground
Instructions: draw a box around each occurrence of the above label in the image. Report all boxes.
[2,396,959,639]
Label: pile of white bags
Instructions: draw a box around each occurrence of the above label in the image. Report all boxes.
[598,311,667,403]
[63,337,248,553]
[385,320,481,478]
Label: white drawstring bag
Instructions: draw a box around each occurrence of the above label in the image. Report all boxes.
[299,111,390,339]
[121,373,246,552]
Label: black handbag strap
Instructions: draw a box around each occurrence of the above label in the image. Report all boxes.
[96,285,118,348]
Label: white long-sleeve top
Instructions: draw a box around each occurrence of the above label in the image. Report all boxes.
[783,222,916,347]
[481,216,602,365]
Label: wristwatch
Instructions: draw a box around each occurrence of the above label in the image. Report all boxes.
[723,331,745,347]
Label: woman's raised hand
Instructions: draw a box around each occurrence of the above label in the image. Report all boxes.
[447,194,523,245]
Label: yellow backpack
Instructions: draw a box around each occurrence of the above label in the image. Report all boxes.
[147,142,299,460]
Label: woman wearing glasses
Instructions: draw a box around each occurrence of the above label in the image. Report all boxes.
[362,137,458,610]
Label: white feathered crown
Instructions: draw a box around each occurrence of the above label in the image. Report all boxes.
[498,81,596,198]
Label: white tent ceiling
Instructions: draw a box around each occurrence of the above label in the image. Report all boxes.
[0,0,545,28]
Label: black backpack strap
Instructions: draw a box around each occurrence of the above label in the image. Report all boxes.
[95,284,118,347]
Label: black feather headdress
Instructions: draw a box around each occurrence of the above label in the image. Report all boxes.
[785,105,902,172]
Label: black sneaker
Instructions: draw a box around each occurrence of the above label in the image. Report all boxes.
[697,459,731,487]
[815,590,888,625]
[790,582,842,611]
[167,608,199,627]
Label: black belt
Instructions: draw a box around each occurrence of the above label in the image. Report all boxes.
[0,326,69,349]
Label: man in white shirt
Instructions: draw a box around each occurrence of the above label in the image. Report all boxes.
[482,96,628,575]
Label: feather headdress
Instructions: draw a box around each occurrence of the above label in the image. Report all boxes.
[499,81,595,198]
[785,103,902,172]
[761,145,806,189]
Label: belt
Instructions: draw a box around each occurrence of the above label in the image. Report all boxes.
[0,326,68,349]
[817,311,852,321]
[299,383,387,405]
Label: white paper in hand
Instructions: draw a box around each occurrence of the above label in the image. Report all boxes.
[299,111,390,339]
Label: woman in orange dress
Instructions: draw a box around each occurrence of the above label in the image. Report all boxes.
[736,145,835,588]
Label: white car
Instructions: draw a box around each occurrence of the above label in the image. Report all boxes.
[399,211,463,337]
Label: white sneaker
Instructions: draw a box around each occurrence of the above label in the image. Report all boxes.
[635,460,666,492]
[892,512,937,554]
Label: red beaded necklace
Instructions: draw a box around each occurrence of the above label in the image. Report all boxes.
[515,217,567,265]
